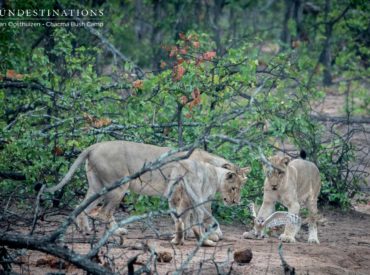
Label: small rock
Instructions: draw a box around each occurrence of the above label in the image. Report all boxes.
[234,248,253,264]
[157,251,172,263]
[36,256,67,269]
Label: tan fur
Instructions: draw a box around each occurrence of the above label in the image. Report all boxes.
[46,141,249,236]
[166,160,246,246]
[251,155,321,244]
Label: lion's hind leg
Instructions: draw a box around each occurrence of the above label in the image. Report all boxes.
[203,202,222,242]
[191,207,217,247]
[76,189,101,235]
[100,185,129,235]
[307,195,320,244]
[76,165,103,235]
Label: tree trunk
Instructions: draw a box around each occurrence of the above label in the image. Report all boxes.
[151,0,163,71]
[177,103,183,147]
[134,0,144,40]
[321,0,333,86]
[281,0,294,47]
[173,0,185,39]
[293,0,304,40]
[212,0,225,55]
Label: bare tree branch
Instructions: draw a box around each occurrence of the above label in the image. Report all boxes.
[0,80,60,98]
[311,114,370,124]
[0,232,113,275]
[0,171,26,181]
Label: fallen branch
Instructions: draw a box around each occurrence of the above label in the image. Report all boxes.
[0,232,112,275]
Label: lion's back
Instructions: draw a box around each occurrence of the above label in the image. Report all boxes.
[289,159,321,199]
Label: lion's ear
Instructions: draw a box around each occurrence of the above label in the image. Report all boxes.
[239,166,251,179]
[222,163,233,170]
[264,158,274,171]
[280,156,291,167]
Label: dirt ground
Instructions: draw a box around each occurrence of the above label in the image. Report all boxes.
[7,205,370,275]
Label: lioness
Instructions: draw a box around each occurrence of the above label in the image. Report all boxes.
[166,159,245,246]
[46,141,249,237]
[243,155,321,243]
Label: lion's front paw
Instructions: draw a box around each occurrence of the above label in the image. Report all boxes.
[208,233,220,242]
[279,234,296,243]
[215,227,223,240]
[171,238,184,245]
[202,239,217,247]
[308,237,320,244]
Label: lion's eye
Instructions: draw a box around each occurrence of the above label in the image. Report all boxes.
[231,187,236,191]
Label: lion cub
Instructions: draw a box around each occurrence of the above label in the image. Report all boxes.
[166,159,248,246]
[244,155,321,244]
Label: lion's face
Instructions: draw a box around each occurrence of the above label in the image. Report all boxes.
[220,168,250,205]
[265,156,291,191]
[266,170,285,190]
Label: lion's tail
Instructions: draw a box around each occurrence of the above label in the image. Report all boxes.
[46,144,96,193]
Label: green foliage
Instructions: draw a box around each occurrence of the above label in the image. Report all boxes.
[124,193,168,215]
[317,140,358,208]
[0,28,125,200]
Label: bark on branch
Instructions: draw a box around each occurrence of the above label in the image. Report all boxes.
[0,80,59,98]
[0,171,26,181]
[0,232,113,275]
[311,114,370,124]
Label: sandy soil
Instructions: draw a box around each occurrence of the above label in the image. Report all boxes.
[7,206,370,275]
